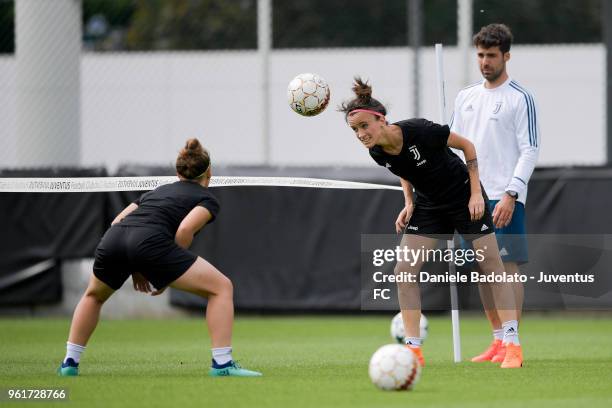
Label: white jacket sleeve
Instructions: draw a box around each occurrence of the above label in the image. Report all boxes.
[449,92,464,134]
[506,92,540,199]
[450,92,465,161]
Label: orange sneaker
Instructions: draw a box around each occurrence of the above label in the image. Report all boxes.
[490,343,507,363]
[471,339,502,362]
[407,346,425,367]
[500,343,523,368]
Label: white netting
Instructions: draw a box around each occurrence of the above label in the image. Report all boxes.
[0,176,402,193]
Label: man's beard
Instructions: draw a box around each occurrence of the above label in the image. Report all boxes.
[482,66,503,82]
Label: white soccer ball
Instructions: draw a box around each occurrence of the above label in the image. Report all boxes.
[368,344,422,391]
[287,73,330,116]
[390,312,428,344]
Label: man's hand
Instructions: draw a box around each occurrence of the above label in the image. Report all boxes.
[492,193,516,228]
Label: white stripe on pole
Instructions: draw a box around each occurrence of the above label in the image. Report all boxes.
[258,0,271,165]
[435,43,462,363]
[435,44,448,124]
[16,0,81,167]
[458,0,474,87]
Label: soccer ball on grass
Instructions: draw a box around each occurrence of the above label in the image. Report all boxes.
[390,312,428,344]
[368,344,421,391]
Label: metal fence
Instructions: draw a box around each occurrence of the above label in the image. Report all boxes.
[0,0,606,170]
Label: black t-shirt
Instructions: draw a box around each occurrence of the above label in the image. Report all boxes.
[120,181,220,237]
[369,118,469,207]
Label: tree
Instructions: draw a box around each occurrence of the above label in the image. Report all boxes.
[473,0,601,44]
[0,1,14,54]
[126,0,257,50]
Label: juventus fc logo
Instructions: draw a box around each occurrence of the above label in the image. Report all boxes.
[493,102,502,114]
[409,145,421,160]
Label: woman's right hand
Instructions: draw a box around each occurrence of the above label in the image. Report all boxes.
[395,203,414,234]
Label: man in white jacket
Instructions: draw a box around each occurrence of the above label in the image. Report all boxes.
[451,23,540,366]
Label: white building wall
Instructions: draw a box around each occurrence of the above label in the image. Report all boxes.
[15,0,81,167]
[0,61,17,168]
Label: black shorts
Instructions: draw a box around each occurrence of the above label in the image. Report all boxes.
[93,225,197,290]
[404,189,494,241]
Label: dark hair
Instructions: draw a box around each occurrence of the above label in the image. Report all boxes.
[473,23,513,53]
[338,77,387,121]
[175,138,210,180]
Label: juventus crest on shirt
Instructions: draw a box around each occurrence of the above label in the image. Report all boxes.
[369,119,470,207]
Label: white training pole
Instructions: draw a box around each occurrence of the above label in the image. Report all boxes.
[16,0,81,166]
[435,43,462,363]
[257,0,271,165]
[434,44,448,124]
[457,0,473,87]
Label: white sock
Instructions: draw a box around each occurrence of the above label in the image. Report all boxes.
[211,346,233,365]
[502,320,520,345]
[493,328,504,341]
[64,342,86,363]
[404,337,422,347]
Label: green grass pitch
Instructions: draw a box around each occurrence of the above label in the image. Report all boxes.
[1,314,611,407]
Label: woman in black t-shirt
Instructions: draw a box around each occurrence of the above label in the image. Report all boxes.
[58,139,261,377]
[340,78,522,369]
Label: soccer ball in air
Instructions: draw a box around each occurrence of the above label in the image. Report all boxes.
[390,312,428,344]
[287,73,331,116]
[368,344,421,391]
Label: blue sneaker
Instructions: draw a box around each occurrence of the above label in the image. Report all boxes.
[208,360,262,377]
[57,358,79,376]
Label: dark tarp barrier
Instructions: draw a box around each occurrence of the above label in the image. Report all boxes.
[1,166,611,309]
[116,166,612,311]
[171,186,404,311]
[527,168,612,234]
[0,260,62,305]
[115,165,405,310]
[0,168,107,305]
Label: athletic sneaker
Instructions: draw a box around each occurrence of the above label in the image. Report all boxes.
[471,339,502,362]
[406,346,425,367]
[500,344,523,368]
[208,360,262,377]
[57,358,79,376]
[490,343,507,363]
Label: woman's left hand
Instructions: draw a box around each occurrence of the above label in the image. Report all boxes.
[468,192,485,221]
[151,287,167,296]
[132,272,152,293]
